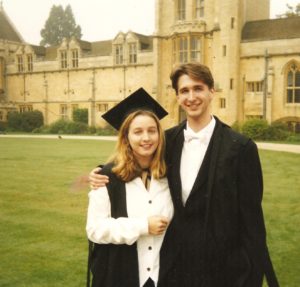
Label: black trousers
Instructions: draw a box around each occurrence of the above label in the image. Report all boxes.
[143,278,155,287]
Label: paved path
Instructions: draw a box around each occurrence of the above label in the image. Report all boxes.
[256,142,300,154]
[1,134,300,154]
[0,134,117,141]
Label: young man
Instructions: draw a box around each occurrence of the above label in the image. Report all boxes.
[89,63,278,287]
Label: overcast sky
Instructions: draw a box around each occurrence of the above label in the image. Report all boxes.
[2,0,299,45]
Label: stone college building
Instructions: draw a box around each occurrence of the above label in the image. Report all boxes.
[0,0,299,131]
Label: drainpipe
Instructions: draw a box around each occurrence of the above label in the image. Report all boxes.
[263,49,269,120]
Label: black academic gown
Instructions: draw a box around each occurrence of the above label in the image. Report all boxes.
[90,164,140,287]
[158,117,278,287]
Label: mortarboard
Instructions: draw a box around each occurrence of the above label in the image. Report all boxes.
[102,87,168,130]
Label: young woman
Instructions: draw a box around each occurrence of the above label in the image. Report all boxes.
[86,89,173,287]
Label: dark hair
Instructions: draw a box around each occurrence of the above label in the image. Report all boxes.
[170,63,214,94]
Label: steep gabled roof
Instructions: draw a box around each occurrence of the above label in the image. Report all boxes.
[77,39,92,51]
[30,45,46,56]
[91,40,112,56]
[44,46,59,61]
[131,32,153,50]
[242,16,300,42]
[0,5,24,42]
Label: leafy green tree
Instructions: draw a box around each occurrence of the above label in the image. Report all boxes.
[277,3,300,18]
[40,4,82,46]
[73,108,88,124]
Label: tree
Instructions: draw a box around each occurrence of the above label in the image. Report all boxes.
[73,108,88,124]
[277,3,300,18]
[40,4,82,46]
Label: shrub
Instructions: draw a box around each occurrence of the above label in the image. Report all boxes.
[48,119,69,134]
[88,126,97,134]
[96,125,118,136]
[65,121,88,134]
[47,119,88,134]
[7,111,22,131]
[264,121,290,141]
[241,119,269,140]
[240,119,297,141]
[73,108,88,124]
[7,110,43,132]
[0,121,7,132]
[21,110,44,132]
[32,125,50,134]
[286,134,300,143]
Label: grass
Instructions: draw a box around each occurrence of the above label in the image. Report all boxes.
[261,150,300,286]
[0,138,299,286]
[0,138,115,287]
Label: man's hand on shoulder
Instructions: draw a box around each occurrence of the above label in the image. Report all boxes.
[89,167,109,190]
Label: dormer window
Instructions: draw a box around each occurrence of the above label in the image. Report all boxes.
[27,54,33,72]
[72,49,78,68]
[115,45,123,65]
[60,50,68,69]
[128,43,137,64]
[17,55,24,72]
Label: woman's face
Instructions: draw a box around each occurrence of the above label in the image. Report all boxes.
[127,114,159,164]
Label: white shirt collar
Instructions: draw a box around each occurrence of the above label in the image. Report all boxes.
[185,116,216,137]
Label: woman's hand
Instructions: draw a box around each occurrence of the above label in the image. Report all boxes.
[89,167,109,189]
[148,216,169,235]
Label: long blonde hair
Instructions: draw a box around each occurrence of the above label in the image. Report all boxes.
[109,110,166,182]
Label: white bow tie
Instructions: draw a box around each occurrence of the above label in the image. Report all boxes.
[184,129,209,144]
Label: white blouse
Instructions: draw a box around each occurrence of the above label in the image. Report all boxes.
[86,176,174,287]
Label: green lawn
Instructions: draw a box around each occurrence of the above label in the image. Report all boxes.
[0,138,299,286]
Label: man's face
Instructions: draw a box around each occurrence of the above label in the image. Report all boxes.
[176,74,214,121]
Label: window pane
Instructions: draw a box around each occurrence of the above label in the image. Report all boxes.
[295,89,300,103]
[195,0,204,18]
[287,71,293,86]
[173,39,177,62]
[287,89,293,103]
[60,51,67,68]
[295,71,300,87]
[17,55,23,72]
[115,45,123,64]
[191,51,201,62]
[27,54,33,71]
[190,37,201,62]
[191,37,200,50]
[200,7,204,17]
[129,43,137,64]
[72,50,78,68]
[181,38,187,49]
[179,38,188,63]
[178,0,186,20]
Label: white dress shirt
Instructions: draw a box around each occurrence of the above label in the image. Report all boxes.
[180,116,216,205]
[86,176,173,287]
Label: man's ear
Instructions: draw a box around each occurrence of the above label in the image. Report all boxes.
[209,88,215,100]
